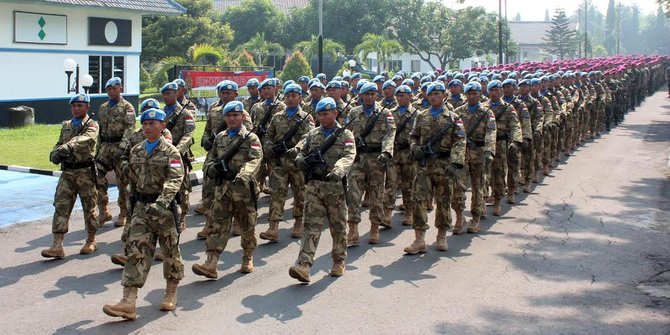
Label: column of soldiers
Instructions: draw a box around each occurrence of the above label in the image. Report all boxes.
[41,56,670,320]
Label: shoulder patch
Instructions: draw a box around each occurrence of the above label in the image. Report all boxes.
[487,114,497,130]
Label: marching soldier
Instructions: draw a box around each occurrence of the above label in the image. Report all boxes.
[103,108,185,319]
[530,78,555,177]
[346,82,396,246]
[501,79,532,202]
[404,82,466,254]
[174,79,197,113]
[95,77,135,227]
[42,94,99,259]
[251,78,286,194]
[192,101,262,279]
[243,78,261,112]
[517,79,544,192]
[260,83,315,242]
[289,97,356,282]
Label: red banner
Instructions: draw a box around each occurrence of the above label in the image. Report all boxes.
[181,70,272,88]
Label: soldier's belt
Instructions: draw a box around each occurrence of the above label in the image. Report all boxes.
[394,143,410,151]
[133,193,160,203]
[468,139,486,147]
[307,173,330,181]
[496,133,510,141]
[62,161,95,170]
[100,135,123,143]
[429,151,452,159]
[357,145,382,153]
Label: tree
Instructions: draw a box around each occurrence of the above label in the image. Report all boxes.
[223,0,286,47]
[280,51,313,83]
[293,35,346,61]
[604,0,617,55]
[514,13,522,21]
[150,43,226,89]
[545,9,550,21]
[236,50,257,67]
[236,32,285,66]
[641,6,670,53]
[543,8,579,59]
[353,33,403,73]
[142,0,233,64]
[660,0,670,17]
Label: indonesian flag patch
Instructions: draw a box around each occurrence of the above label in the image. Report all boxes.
[170,160,181,168]
[251,142,261,150]
[344,139,354,146]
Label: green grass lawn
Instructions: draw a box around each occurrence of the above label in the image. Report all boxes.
[0,120,208,171]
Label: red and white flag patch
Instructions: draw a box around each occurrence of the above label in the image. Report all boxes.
[251,143,261,150]
[344,139,354,146]
[169,160,181,168]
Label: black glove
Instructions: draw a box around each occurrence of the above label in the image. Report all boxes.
[508,141,521,151]
[377,152,391,165]
[57,144,70,157]
[272,143,286,156]
[285,147,300,160]
[202,137,213,151]
[295,156,309,171]
[326,172,341,182]
[522,138,531,149]
[263,144,275,158]
[120,161,130,176]
[233,174,248,186]
[411,146,425,160]
[50,151,62,165]
[205,162,222,178]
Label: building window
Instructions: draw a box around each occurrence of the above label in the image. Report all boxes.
[88,55,125,94]
[366,58,377,71]
[411,60,421,72]
[384,60,403,72]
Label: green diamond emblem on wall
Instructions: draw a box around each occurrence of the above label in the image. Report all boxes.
[38,30,46,40]
[38,17,46,27]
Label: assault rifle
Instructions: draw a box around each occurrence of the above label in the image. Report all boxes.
[303,115,357,182]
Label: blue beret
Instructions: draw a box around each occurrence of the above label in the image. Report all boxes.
[309,81,326,90]
[173,79,186,87]
[359,82,378,94]
[356,79,369,90]
[223,100,245,114]
[373,75,385,83]
[326,80,342,89]
[297,76,310,83]
[316,97,337,113]
[437,75,447,82]
[246,78,260,87]
[316,73,327,80]
[160,82,178,93]
[420,76,432,84]
[502,79,517,87]
[140,98,160,111]
[284,83,302,95]
[105,77,122,89]
[283,80,295,91]
[426,82,446,95]
[332,76,343,81]
[500,70,510,76]
[463,82,482,93]
[469,77,481,83]
[395,85,412,94]
[343,74,352,81]
[401,79,414,87]
[218,80,238,91]
[539,76,549,83]
[69,93,90,104]
[453,73,465,80]
[420,82,430,91]
[479,76,490,82]
[341,80,350,88]
[258,78,277,90]
[410,72,422,80]
[488,80,502,89]
[140,108,166,123]
[518,79,531,86]
[588,71,596,76]
[530,78,541,85]
[507,72,518,79]
[491,74,502,80]
[382,80,396,90]
[580,72,589,78]
[523,74,533,80]
[448,79,463,87]
[392,75,403,82]
[351,72,362,79]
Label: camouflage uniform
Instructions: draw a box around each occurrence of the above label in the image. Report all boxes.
[263,107,315,238]
[518,94,544,185]
[163,103,196,228]
[346,102,396,245]
[95,97,135,225]
[250,99,286,190]
[51,116,99,235]
[177,97,197,113]
[532,92,554,174]
[502,95,532,198]
[383,104,418,226]
[122,136,184,288]
[243,95,260,113]
[293,125,356,269]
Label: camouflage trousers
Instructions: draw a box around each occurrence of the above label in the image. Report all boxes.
[201,172,215,217]
[467,147,487,217]
[347,153,386,225]
[52,168,98,234]
[491,141,509,200]
[296,180,347,266]
[412,160,453,231]
[95,143,128,214]
[256,157,271,186]
[507,142,521,192]
[268,158,305,222]
[542,124,554,165]
[523,133,540,183]
[549,123,559,163]
[582,105,592,138]
[383,149,416,222]
[178,168,191,226]
[533,131,544,176]
[205,182,258,254]
[590,101,605,133]
[121,201,184,288]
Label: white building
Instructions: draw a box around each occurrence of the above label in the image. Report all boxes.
[0,0,185,126]
[363,51,495,74]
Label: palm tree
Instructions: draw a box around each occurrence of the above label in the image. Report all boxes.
[150,43,226,85]
[353,33,404,73]
[293,35,346,60]
[235,32,284,66]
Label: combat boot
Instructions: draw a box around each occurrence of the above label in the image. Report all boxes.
[402,210,413,226]
[493,199,502,216]
[231,220,241,237]
[369,223,380,244]
[114,210,127,227]
[330,259,345,277]
[193,206,205,215]
[80,231,97,254]
[467,216,481,234]
[291,218,303,238]
[196,226,211,240]
[111,254,128,266]
[543,164,550,176]
[453,211,465,235]
[259,221,279,242]
[426,200,434,211]
[506,190,516,204]
[160,280,179,311]
[404,230,427,254]
[41,233,65,259]
[523,180,532,193]
[380,209,392,228]
[288,263,311,283]
[154,249,164,261]
[240,250,254,273]
[435,228,448,251]
[98,206,112,227]
[346,222,359,247]
[192,251,219,279]
[103,286,137,320]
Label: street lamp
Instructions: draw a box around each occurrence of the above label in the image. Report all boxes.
[81,74,94,94]
[318,0,323,73]
[63,58,79,94]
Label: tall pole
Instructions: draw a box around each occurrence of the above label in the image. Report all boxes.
[318,0,323,73]
[616,1,621,54]
[498,0,503,65]
[504,0,507,63]
[584,0,588,58]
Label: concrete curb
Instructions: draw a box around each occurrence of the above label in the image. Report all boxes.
[0,164,204,186]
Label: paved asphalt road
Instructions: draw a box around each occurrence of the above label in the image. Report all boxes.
[1,91,669,334]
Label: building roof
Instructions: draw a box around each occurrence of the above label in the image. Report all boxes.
[213,0,309,16]
[508,20,578,46]
[37,0,187,16]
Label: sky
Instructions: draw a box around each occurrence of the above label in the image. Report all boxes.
[448,0,662,21]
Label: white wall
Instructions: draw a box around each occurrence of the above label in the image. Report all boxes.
[0,2,142,101]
